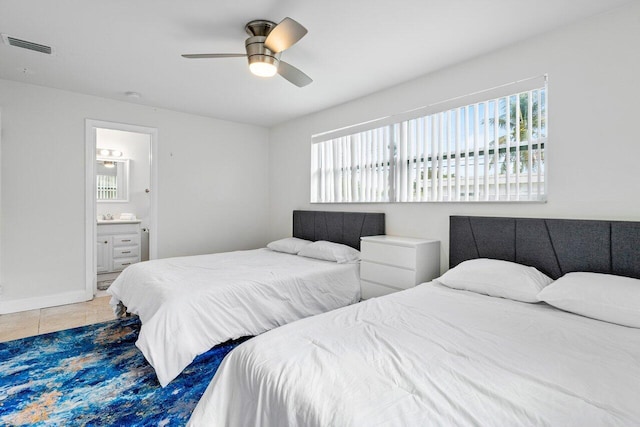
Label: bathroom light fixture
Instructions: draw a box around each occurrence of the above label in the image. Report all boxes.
[97,148,124,158]
[103,161,115,168]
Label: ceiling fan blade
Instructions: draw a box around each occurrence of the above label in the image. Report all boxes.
[181,53,247,59]
[264,17,308,53]
[278,61,312,87]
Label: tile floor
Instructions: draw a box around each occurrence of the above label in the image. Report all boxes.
[0,295,116,343]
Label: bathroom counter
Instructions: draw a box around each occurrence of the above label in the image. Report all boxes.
[97,219,142,225]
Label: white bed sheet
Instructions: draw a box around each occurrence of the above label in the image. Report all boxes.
[107,248,360,387]
[190,283,640,426]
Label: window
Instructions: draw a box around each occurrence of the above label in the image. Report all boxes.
[311,76,547,203]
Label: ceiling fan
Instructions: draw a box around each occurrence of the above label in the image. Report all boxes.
[182,17,312,87]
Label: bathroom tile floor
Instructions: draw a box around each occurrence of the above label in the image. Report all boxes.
[0,295,116,343]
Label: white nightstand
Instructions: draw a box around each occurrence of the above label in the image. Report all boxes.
[360,235,440,299]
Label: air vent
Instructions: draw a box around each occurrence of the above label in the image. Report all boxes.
[1,33,54,54]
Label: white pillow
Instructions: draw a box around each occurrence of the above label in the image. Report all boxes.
[266,237,312,255]
[297,240,360,263]
[537,272,640,328]
[436,258,553,303]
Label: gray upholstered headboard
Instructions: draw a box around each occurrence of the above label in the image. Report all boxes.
[450,216,640,280]
[293,210,385,250]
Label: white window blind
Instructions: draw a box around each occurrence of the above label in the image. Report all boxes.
[97,174,118,200]
[311,76,547,203]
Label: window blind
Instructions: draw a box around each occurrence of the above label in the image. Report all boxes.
[97,175,118,200]
[311,76,547,203]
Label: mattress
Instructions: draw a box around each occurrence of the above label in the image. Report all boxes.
[107,248,360,386]
[189,283,640,426]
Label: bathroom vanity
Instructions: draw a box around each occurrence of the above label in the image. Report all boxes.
[97,220,142,274]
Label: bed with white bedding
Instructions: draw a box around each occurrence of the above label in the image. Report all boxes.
[188,215,640,426]
[108,248,360,386]
[189,283,640,426]
[107,210,385,386]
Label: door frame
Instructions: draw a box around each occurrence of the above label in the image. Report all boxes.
[85,119,158,297]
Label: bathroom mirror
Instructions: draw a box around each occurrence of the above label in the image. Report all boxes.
[96,158,129,202]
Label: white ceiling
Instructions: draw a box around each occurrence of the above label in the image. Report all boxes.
[0,0,631,127]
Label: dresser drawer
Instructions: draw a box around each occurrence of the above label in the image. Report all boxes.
[112,234,140,247]
[360,261,415,290]
[361,280,399,299]
[113,246,139,259]
[361,241,416,269]
[112,257,138,272]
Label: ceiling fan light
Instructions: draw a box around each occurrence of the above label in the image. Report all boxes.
[249,61,277,77]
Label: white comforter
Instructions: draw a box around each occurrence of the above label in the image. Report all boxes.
[107,248,360,387]
[189,283,640,426]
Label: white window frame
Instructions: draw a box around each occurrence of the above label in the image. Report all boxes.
[311,75,547,203]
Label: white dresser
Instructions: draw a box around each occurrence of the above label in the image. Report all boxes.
[360,235,440,299]
[97,220,142,274]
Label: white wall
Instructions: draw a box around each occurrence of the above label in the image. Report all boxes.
[0,80,269,310]
[268,3,640,272]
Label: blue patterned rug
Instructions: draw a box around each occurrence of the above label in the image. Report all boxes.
[0,316,249,426]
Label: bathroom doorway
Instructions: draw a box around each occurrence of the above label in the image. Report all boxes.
[85,120,158,297]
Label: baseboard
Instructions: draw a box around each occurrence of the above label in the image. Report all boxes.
[0,289,93,314]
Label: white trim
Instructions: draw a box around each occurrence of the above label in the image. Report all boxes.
[0,290,90,314]
[0,109,2,299]
[85,119,159,297]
